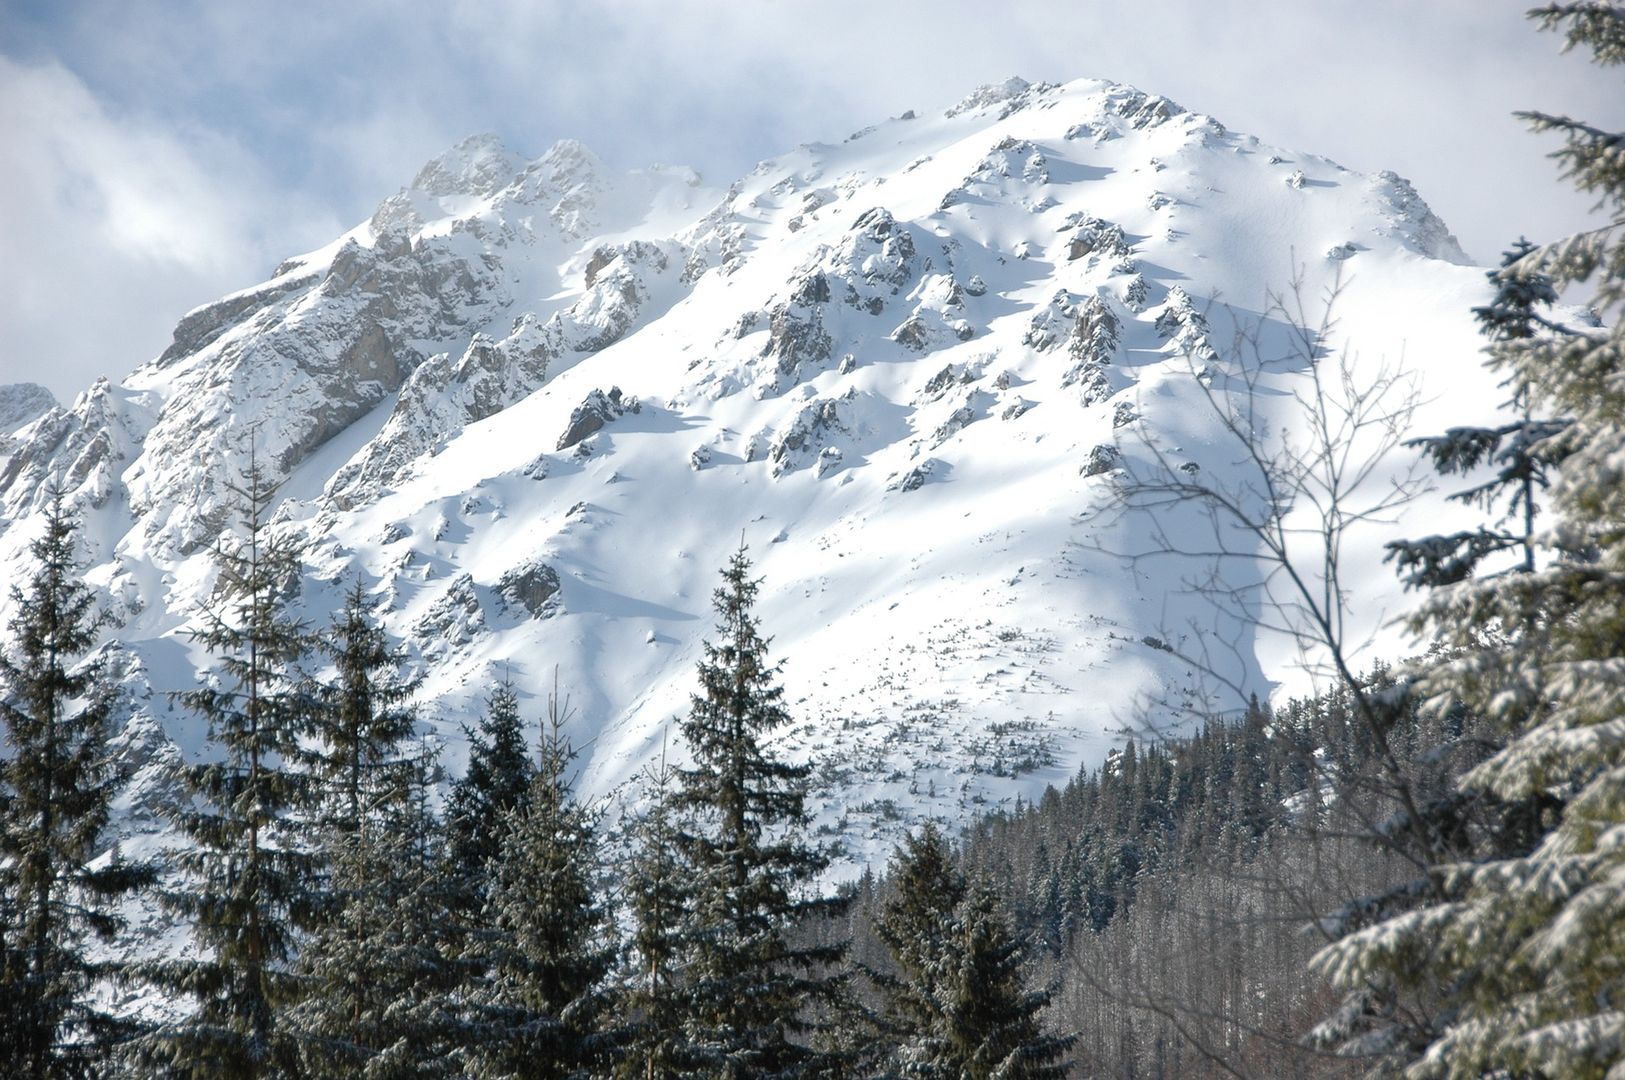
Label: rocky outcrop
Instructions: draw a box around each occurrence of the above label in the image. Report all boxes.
[1066,216,1133,262]
[557,387,639,451]
[888,456,946,492]
[0,384,56,433]
[1022,290,1080,352]
[1367,170,1470,264]
[1154,286,1218,365]
[1081,444,1122,477]
[1108,88,1185,129]
[831,209,919,310]
[0,379,152,532]
[944,77,1048,120]
[1063,296,1121,405]
[764,391,879,479]
[414,573,485,646]
[498,560,561,618]
[410,133,528,199]
[325,238,682,509]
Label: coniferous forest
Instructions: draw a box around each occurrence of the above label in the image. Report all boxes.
[3,7,1625,1078]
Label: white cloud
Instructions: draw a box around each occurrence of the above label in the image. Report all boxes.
[0,56,341,401]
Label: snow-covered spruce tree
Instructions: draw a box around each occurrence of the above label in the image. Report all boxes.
[870,824,966,1076]
[937,886,1073,1080]
[289,742,468,1079]
[617,748,695,1080]
[306,580,419,858]
[463,685,620,1080]
[286,592,466,1078]
[1386,238,1574,588]
[0,489,148,1079]
[1307,243,1582,1070]
[129,456,318,1080]
[671,546,846,1079]
[872,827,1072,1079]
[445,677,533,913]
[1313,6,1625,1076]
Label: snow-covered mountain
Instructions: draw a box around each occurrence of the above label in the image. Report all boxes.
[1,76,1501,873]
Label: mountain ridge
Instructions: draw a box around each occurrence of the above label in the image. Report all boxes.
[0,74,1496,874]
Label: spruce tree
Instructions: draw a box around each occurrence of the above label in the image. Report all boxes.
[0,489,148,1078]
[1313,6,1625,1076]
[618,746,695,1080]
[290,743,467,1079]
[938,886,1072,1080]
[130,455,318,1080]
[871,823,965,1075]
[464,685,619,1080]
[445,677,533,909]
[287,592,462,1078]
[872,828,1071,1079]
[1386,238,1574,587]
[671,545,846,1079]
[307,581,419,852]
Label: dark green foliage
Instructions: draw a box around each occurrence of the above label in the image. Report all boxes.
[934,886,1072,1080]
[307,581,420,852]
[0,490,148,1078]
[130,457,318,1080]
[289,744,468,1079]
[856,674,1484,1078]
[617,750,691,1080]
[869,824,964,1071]
[867,826,1072,1079]
[445,678,533,909]
[958,697,1297,956]
[1386,239,1574,586]
[464,689,620,1079]
[671,546,847,1078]
[287,589,463,1078]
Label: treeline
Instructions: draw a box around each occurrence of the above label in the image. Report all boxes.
[818,673,1492,1079]
[0,479,1071,1079]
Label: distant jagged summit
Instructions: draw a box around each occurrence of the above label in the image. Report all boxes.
[0,383,56,433]
[410,132,530,198]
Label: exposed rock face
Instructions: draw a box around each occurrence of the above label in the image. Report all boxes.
[0,384,57,433]
[0,379,152,535]
[326,325,553,507]
[889,456,946,492]
[769,396,849,477]
[1067,217,1133,262]
[945,76,1039,119]
[832,208,919,309]
[557,387,638,451]
[1154,285,1218,366]
[1081,443,1122,477]
[410,133,528,199]
[414,573,485,646]
[498,560,561,618]
[1023,290,1080,352]
[1064,296,1121,404]
[0,133,706,560]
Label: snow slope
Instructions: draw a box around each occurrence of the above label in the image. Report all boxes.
[0,76,1505,874]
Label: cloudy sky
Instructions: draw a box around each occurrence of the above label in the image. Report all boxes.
[2,0,1618,403]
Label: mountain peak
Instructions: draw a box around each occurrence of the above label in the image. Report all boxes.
[527,137,605,188]
[0,383,57,433]
[410,132,528,198]
[945,76,1034,118]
